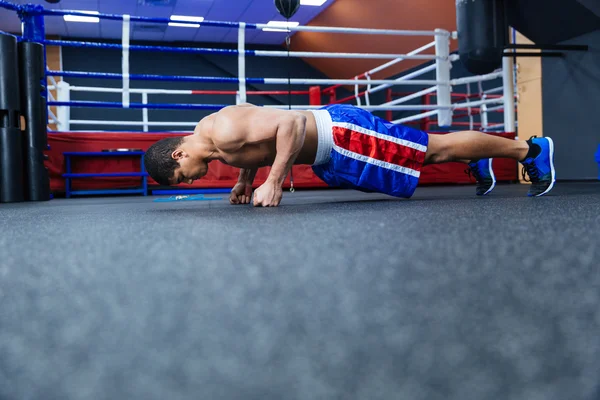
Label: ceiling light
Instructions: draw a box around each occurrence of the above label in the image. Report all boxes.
[168,15,203,28]
[266,21,300,28]
[262,20,300,32]
[63,10,100,23]
[170,15,204,22]
[300,0,327,5]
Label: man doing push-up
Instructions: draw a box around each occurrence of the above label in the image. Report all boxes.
[144,104,555,207]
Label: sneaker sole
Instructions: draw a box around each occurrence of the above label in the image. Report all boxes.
[482,158,496,195]
[533,137,556,197]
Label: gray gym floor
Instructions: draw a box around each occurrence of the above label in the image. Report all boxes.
[1,182,599,400]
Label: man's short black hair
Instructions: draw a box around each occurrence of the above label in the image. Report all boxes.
[144,137,184,186]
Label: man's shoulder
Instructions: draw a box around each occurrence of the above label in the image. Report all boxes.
[219,103,258,113]
[214,104,263,126]
[210,107,249,147]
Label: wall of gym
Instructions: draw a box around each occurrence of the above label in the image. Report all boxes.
[541,29,600,180]
[289,0,458,81]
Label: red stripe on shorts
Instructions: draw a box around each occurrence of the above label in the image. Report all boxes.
[332,126,426,171]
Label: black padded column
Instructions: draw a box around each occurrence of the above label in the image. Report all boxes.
[19,41,50,201]
[0,33,24,203]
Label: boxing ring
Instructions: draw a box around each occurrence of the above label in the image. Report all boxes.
[0,0,518,197]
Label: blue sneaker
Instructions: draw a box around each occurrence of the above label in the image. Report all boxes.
[466,158,496,196]
[520,136,556,197]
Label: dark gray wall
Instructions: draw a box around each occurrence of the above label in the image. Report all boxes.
[61,40,335,132]
[507,0,600,44]
[542,29,600,180]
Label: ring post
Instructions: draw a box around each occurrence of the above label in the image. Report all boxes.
[0,33,24,203]
[354,76,361,106]
[19,41,51,201]
[56,80,70,131]
[237,22,247,104]
[502,56,516,133]
[20,5,47,77]
[308,86,321,106]
[142,92,149,132]
[434,28,452,127]
[364,73,371,106]
[481,104,489,130]
[20,5,46,42]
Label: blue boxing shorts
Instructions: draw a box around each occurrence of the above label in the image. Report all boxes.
[310,104,429,198]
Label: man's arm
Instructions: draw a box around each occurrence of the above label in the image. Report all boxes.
[212,107,306,206]
[238,168,258,184]
[230,167,257,205]
[266,114,307,185]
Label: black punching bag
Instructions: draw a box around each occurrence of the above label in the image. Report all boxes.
[0,33,24,203]
[275,0,300,19]
[456,0,507,75]
[19,41,51,202]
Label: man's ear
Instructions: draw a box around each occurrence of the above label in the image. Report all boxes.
[171,149,186,160]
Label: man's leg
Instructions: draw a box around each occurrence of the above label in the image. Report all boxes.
[424,130,555,197]
[424,130,529,165]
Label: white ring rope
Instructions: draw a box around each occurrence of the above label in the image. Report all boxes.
[368,64,437,96]
[486,105,504,112]
[255,24,450,37]
[47,108,60,124]
[452,71,503,86]
[366,41,436,76]
[484,86,503,95]
[254,50,440,60]
[381,87,437,107]
[354,76,361,106]
[392,110,438,125]
[70,120,198,127]
[264,78,443,85]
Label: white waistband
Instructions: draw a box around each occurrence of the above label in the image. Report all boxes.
[309,109,333,165]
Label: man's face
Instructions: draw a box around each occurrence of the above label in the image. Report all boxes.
[170,150,208,185]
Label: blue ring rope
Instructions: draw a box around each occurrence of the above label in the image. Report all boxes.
[47,70,266,84]
[48,100,228,110]
[0,0,20,11]
[47,70,267,84]
[42,40,256,56]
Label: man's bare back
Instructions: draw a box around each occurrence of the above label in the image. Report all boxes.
[197,104,319,168]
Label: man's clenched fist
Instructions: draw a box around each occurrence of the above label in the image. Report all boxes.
[253,179,283,207]
[229,181,253,205]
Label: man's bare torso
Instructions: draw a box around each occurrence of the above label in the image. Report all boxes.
[195,105,319,168]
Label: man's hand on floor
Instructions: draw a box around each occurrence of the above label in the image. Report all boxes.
[229,181,253,205]
[253,179,283,207]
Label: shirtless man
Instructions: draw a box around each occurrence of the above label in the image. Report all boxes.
[143,104,556,207]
